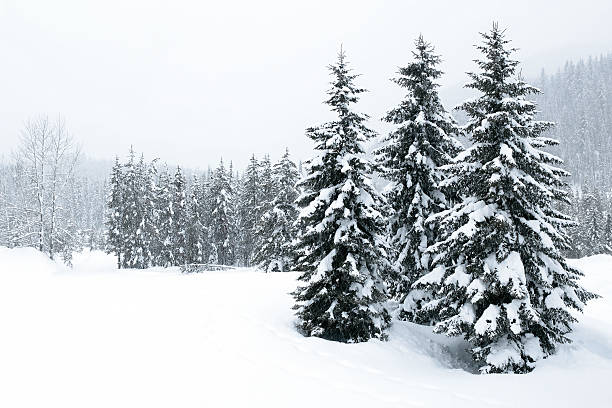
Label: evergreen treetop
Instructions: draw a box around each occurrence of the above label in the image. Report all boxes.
[375,35,462,312]
[253,148,299,272]
[292,49,390,343]
[414,24,598,373]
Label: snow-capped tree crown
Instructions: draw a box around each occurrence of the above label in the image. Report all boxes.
[252,148,300,272]
[414,24,598,374]
[293,49,390,343]
[308,48,374,157]
[375,35,462,304]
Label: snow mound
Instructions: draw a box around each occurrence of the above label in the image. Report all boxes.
[1,248,611,407]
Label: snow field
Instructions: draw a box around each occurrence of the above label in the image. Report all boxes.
[1,248,611,407]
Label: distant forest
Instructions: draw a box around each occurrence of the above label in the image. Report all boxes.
[536,54,612,189]
[0,53,611,261]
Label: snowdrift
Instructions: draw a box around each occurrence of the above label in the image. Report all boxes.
[1,248,611,407]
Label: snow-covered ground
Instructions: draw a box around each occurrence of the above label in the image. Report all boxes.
[1,248,611,408]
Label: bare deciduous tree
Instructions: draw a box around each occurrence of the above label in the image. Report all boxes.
[7,115,81,259]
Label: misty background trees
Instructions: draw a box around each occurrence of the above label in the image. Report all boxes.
[536,55,612,190]
[103,148,301,270]
[1,55,611,264]
[0,116,103,264]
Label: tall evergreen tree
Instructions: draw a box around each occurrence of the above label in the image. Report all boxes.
[604,212,612,254]
[292,49,390,343]
[227,162,238,265]
[201,169,216,263]
[186,175,207,264]
[414,25,598,373]
[105,156,124,268]
[154,167,175,267]
[563,190,583,258]
[132,154,156,268]
[121,148,139,268]
[258,155,275,216]
[253,148,299,272]
[237,155,260,266]
[375,35,463,318]
[172,166,188,265]
[579,185,610,256]
[210,159,235,265]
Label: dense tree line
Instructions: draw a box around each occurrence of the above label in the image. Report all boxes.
[105,147,300,270]
[292,25,597,374]
[564,186,612,258]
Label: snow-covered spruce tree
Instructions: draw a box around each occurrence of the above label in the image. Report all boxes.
[201,169,216,263]
[375,35,462,318]
[414,24,598,373]
[154,167,175,267]
[105,156,124,268]
[604,212,612,254]
[579,185,610,256]
[257,155,275,218]
[131,154,155,268]
[120,148,139,268]
[172,166,188,265]
[185,175,207,264]
[237,155,260,266]
[292,49,391,343]
[209,159,235,265]
[227,162,238,265]
[253,148,299,272]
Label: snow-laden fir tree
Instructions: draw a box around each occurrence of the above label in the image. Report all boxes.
[237,155,260,266]
[375,35,462,319]
[209,159,235,265]
[120,148,140,267]
[257,155,275,218]
[201,169,217,263]
[186,175,207,264]
[227,162,239,265]
[154,167,175,267]
[578,185,610,256]
[413,24,598,373]
[604,212,612,254]
[253,148,299,272]
[105,156,124,268]
[131,154,156,268]
[292,49,391,343]
[172,166,188,265]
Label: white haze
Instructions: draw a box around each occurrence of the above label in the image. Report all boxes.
[0,0,611,169]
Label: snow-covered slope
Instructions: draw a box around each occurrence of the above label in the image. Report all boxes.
[1,248,611,408]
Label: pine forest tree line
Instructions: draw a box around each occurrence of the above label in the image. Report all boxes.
[563,185,612,258]
[536,54,612,190]
[105,147,300,270]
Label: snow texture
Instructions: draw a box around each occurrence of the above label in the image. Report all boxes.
[1,248,611,408]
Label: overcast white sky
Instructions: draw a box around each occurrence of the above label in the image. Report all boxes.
[1,0,611,170]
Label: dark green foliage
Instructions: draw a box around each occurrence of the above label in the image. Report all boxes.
[414,24,598,373]
[375,35,462,319]
[252,148,299,272]
[292,49,390,343]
